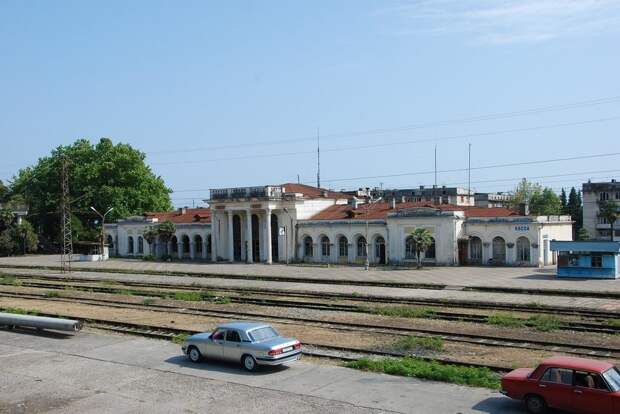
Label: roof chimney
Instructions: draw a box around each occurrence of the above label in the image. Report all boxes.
[179,207,187,215]
[401,196,406,203]
[352,197,359,209]
[390,198,396,209]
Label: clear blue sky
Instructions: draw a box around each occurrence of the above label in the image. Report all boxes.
[1,0,619,207]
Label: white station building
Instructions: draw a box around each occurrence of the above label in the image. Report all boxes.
[105,183,573,267]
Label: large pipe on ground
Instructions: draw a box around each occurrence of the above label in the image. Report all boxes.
[0,313,82,332]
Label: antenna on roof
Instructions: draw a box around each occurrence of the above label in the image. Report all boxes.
[317,127,321,188]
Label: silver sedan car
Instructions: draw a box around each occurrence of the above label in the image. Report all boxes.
[181,321,302,371]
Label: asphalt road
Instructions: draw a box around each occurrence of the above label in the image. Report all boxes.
[0,329,529,414]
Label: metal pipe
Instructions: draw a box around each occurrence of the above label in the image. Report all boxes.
[0,313,82,332]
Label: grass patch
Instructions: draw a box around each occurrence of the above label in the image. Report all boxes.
[487,313,526,328]
[44,290,60,298]
[0,275,21,286]
[393,336,444,352]
[171,333,189,344]
[142,298,156,306]
[1,306,40,315]
[608,319,620,328]
[172,291,212,302]
[369,305,436,319]
[525,302,544,309]
[345,357,500,389]
[214,296,231,304]
[527,315,562,332]
[487,313,562,332]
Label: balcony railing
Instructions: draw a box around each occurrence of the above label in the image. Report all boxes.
[209,185,283,200]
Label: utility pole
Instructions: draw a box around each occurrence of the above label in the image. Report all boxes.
[60,156,73,273]
[90,206,114,261]
[316,127,321,188]
[433,144,437,204]
[468,143,472,204]
[364,196,382,271]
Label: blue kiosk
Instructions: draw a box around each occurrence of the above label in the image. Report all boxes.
[550,240,620,279]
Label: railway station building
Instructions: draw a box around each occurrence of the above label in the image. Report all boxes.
[105,183,573,267]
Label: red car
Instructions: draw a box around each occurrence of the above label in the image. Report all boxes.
[501,356,620,414]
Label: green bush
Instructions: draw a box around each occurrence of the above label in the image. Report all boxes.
[142,298,156,305]
[393,336,444,352]
[142,255,157,261]
[0,275,21,286]
[44,290,59,298]
[345,357,500,389]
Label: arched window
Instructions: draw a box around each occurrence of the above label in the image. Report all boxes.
[303,236,313,257]
[194,235,203,256]
[137,236,144,254]
[425,237,436,259]
[182,235,190,255]
[206,234,212,255]
[357,236,367,257]
[128,236,134,254]
[106,235,114,248]
[405,236,416,259]
[338,236,348,257]
[492,236,506,264]
[516,237,530,262]
[321,236,330,257]
[470,236,482,263]
[374,236,386,264]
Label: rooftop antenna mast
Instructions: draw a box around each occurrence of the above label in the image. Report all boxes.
[60,155,73,273]
[316,127,321,188]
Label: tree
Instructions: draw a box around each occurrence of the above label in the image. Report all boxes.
[560,188,567,214]
[599,200,619,241]
[143,227,159,253]
[509,179,561,215]
[529,188,562,216]
[508,178,542,209]
[0,216,37,256]
[9,138,172,244]
[0,180,7,203]
[409,228,433,269]
[576,227,590,241]
[156,220,176,255]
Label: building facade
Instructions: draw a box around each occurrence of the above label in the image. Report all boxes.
[106,183,573,267]
[582,179,620,241]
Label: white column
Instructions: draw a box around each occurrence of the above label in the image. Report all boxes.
[177,241,183,259]
[211,215,218,262]
[166,240,172,257]
[246,209,253,263]
[265,209,272,264]
[189,240,195,260]
[228,211,234,262]
[202,235,208,260]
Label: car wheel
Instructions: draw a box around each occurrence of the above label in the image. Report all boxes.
[525,395,547,414]
[242,355,257,372]
[187,346,202,363]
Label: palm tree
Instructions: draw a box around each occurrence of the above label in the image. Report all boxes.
[409,228,433,269]
[156,220,176,255]
[143,227,159,255]
[599,200,619,241]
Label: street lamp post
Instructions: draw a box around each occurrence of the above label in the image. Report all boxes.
[90,206,114,261]
[364,196,383,271]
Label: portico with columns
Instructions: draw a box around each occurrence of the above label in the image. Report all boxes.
[208,184,350,263]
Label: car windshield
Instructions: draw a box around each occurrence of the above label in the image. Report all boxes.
[602,367,620,392]
[248,326,278,342]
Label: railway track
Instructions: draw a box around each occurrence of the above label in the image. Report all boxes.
[1,290,619,361]
[4,278,620,335]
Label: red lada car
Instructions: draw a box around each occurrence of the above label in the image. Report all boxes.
[501,356,620,414]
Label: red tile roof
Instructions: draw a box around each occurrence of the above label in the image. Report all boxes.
[309,202,520,221]
[144,208,211,224]
[280,183,352,200]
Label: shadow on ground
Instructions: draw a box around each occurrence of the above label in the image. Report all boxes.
[164,354,291,377]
